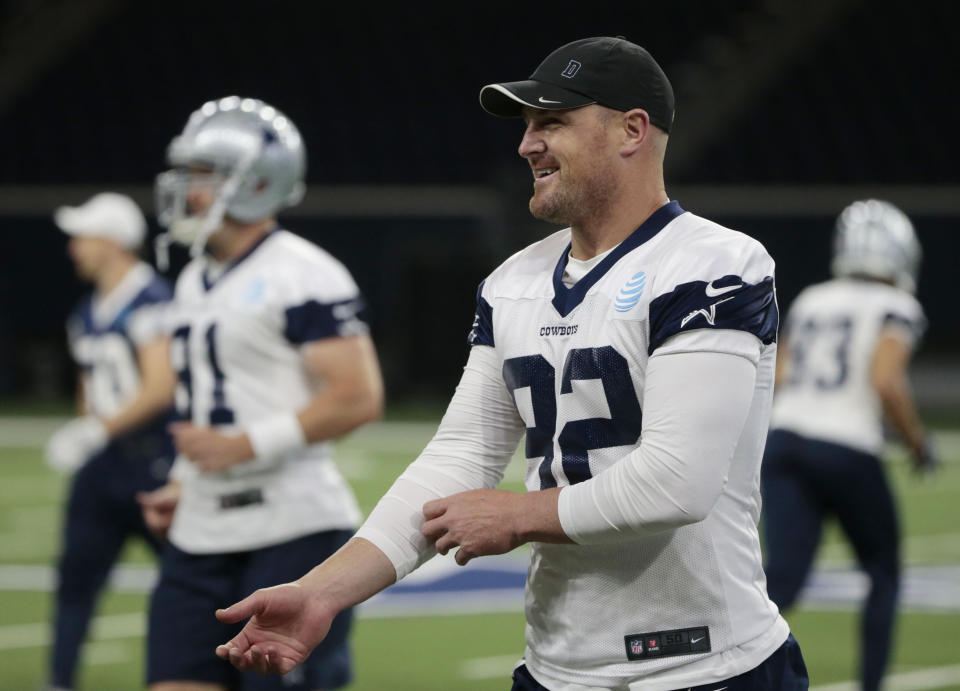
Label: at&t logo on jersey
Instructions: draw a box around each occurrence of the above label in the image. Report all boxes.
[614,271,646,313]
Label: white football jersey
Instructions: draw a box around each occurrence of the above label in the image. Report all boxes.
[165,229,365,553]
[770,277,926,455]
[470,202,787,689]
[67,262,172,419]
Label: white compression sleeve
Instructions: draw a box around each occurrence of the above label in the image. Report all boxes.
[355,345,526,579]
[558,345,758,543]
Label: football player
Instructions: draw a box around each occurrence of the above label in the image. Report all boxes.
[45,192,176,691]
[762,199,934,691]
[140,96,384,691]
[214,39,808,690]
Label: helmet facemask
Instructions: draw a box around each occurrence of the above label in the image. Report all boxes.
[154,96,305,270]
[154,149,258,269]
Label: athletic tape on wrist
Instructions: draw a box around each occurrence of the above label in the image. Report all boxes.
[247,412,307,461]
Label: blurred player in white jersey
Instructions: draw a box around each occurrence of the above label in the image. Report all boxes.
[214,39,808,690]
[139,96,384,691]
[45,192,175,691]
[762,200,935,691]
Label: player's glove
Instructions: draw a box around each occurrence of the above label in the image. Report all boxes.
[44,416,109,473]
[911,435,940,476]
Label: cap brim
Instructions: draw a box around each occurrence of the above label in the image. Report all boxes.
[53,206,93,236]
[479,81,596,117]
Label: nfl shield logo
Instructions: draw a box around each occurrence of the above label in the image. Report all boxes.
[630,640,643,655]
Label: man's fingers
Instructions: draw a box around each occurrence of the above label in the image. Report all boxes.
[422,499,447,520]
[216,594,260,624]
[454,548,473,566]
[433,533,459,556]
[420,517,446,542]
[228,645,254,671]
[251,646,268,674]
[248,645,298,676]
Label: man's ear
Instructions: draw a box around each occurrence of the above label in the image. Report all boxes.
[620,108,650,156]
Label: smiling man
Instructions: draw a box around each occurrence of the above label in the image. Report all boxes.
[214,38,807,691]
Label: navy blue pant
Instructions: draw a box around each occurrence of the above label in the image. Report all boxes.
[511,634,808,690]
[51,436,171,688]
[762,429,900,691]
[148,529,354,690]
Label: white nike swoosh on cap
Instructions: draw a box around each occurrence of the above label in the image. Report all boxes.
[538,96,562,104]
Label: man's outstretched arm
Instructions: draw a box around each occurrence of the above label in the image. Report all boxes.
[215,345,525,675]
[215,537,395,675]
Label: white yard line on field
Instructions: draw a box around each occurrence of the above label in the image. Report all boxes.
[85,639,133,666]
[0,612,145,651]
[460,653,522,680]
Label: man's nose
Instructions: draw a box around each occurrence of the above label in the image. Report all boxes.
[518,125,545,159]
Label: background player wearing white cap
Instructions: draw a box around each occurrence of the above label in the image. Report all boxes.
[762,199,936,691]
[212,38,808,690]
[45,191,176,691]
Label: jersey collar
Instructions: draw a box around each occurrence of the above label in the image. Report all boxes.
[551,201,684,317]
[202,227,277,292]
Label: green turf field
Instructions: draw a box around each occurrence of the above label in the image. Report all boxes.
[1,417,958,690]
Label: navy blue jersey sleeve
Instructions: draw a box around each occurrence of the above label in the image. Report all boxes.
[648,274,778,355]
[284,295,369,344]
[467,281,494,347]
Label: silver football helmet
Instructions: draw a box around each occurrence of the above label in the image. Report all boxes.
[155,96,306,264]
[831,199,921,293]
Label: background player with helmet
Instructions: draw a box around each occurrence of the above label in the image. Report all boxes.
[139,96,385,691]
[44,192,176,691]
[762,199,935,691]
[212,38,808,690]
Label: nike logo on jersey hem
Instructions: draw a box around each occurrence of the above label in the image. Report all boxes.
[690,636,705,644]
[704,282,742,297]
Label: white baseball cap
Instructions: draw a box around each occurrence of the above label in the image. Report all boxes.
[54,192,147,249]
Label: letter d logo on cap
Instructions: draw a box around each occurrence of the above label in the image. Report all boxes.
[561,60,582,78]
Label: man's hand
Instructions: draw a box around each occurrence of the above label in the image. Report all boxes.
[215,583,335,675]
[422,489,528,566]
[170,422,253,473]
[137,483,181,540]
[911,435,940,476]
[45,416,108,473]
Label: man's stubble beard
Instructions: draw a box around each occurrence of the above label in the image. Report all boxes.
[528,159,618,228]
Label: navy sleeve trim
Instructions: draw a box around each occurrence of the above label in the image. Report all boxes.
[882,311,924,339]
[467,281,494,347]
[284,297,369,344]
[648,274,778,354]
[114,278,174,331]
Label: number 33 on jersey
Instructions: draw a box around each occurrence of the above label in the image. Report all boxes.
[468,202,779,491]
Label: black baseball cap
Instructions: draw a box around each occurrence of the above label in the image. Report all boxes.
[479,36,675,133]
